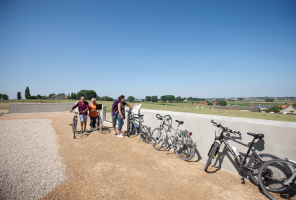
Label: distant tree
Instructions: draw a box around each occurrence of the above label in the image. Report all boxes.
[58,93,65,95]
[188,97,193,102]
[96,96,101,101]
[218,100,227,106]
[266,105,281,113]
[293,103,296,108]
[25,86,31,99]
[17,92,22,100]
[265,98,274,102]
[48,93,55,99]
[0,93,2,99]
[151,96,158,102]
[290,110,294,114]
[2,94,8,100]
[77,90,97,100]
[175,96,182,102]
[67,93,70,99]
[100,96,113,101]
[42,95,46,99]
[36,94,41,99]
[160,96,166,102]
[206,100,213,106]
[238,97,243,101]
[29,96,37,99]
[145,96,151,101]
[127,96,135,102]
[165,95,175,103]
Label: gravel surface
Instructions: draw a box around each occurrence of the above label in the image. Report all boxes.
[0,119,65,199]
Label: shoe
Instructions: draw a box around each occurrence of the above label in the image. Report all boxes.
[117,134,124,138]
[89,128,93,132]
[80,129,83,133]
[114,131,117,135]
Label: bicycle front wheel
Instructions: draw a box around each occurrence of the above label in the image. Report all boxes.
[139,125,151,144]
[151,128,164,150]
[174,134,196,161]
[248,153,280,186]
[204,142,219,172]
[258,159,295,200]
[127,121,134,137]
[72,120,77,139]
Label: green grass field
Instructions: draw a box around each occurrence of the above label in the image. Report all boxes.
[1,99,295,122]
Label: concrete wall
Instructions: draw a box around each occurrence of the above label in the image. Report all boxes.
[123,108,296,174]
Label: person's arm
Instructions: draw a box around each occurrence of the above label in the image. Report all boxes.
[118,103,123,118]
[83,104,89,113]
[126,103,133,109]
[70,102,79,112]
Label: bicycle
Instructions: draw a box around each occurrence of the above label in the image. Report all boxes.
[151,114,196,161]
[258,158,296,200]
[71,111,83,139]
[95,109,103,133]
[126,109,151,143]
[205,120,279,185]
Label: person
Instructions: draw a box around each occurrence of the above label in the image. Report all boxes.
[88,98,98,132]
[70,96,89,133]
[111,95,133,136]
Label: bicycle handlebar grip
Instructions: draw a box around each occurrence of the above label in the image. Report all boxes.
[156,114,161,119]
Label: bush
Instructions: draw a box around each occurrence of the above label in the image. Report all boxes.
[127,96,135,102]
[2,94,9,100]
[218,100,227,106]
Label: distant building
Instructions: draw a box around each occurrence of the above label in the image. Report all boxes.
[197,101,208,105]
[51,95,68,99]
[285,99,292,101]
[158,101,163,103]
[279,105,288,109]
[280,105,296,114]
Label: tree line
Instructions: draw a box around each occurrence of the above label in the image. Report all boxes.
[144,95,206,103]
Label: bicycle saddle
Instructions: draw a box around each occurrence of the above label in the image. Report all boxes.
[137,114,144,117]
[247,132,264,139]
[175,120,184,125]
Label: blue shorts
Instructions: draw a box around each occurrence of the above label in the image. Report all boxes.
[117,115,124,130]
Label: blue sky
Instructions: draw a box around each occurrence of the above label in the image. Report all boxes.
[0,0,295,99]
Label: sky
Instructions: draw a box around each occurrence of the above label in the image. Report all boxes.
[0,0,295,99]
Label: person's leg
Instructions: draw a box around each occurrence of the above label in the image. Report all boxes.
[112,115,117,135]
[89,117,94,131]
[117,115,123,137]
[83,115,87,131]
[79,115,84,132]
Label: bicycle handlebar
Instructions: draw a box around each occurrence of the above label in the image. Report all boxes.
[211,120,241,135]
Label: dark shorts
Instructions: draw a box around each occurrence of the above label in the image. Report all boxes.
[112,115,117,127]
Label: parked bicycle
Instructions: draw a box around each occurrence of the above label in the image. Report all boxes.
[126,109,151,143]
[151,114,196,161]
[258,158,296,200]
[205,120,279,185]
[71,111,83,139]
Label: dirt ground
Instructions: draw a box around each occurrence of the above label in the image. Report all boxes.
[0,112,275,199]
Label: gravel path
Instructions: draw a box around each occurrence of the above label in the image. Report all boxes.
[0,119,65,199]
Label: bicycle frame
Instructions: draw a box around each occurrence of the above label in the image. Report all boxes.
[213,128,263,174]
[158,117,184,148]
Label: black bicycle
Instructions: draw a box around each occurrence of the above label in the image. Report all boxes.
[258,158,296,200]
[205,120,279,185]
[126,110,151,143]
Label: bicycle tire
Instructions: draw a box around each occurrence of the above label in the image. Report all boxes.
[151,128,164,150]
[248,153,280,186]
[127,121,134,137]
[174,134,196,161]
[139,125,150,144]
[204,142,219,171]
[258,159,295,200]
[72,120,77,139]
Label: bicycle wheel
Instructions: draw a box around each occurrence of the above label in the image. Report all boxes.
[204,142,219,171]
[174,134,196,161]
[139,125,150,144]
[151,128,164,150]
[258,159,295,200]
[248,153,280,186]
[72,120,77,139]
[127,121,134,137]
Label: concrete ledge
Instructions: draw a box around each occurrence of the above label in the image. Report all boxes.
[10,103,76,114]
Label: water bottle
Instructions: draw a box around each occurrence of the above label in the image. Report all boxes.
[167,131,171,137]
[232,146,240,157]
[135,123,138,128]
